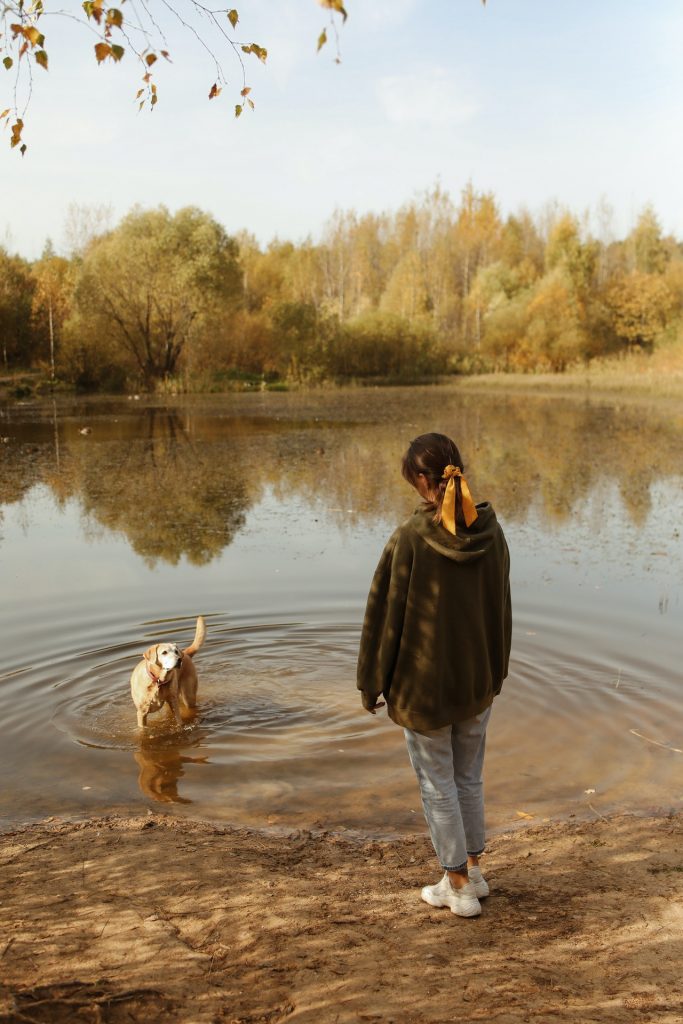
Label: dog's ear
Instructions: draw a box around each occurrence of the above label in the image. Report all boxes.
[143,644,158,665]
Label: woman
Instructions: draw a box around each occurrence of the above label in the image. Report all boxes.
[357,432,511,917]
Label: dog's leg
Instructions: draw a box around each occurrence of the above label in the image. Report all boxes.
[169,697,184,728]
[137,709,148,728]
[181,666,199,711]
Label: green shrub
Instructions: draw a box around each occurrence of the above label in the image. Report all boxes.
[326,311,443,380]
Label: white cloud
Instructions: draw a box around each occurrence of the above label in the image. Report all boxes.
[376,67,478,126]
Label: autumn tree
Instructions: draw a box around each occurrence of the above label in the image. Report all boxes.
[0,247,35,370]
[320,209,358,320]
[605,272,673,350]
[467,261,526,368]
[240,236,326,316]
[478,290,529,371]
[544,213,598,294]
[66,206,242,387]
[381,250,430,321]
[453,184,502,345]
[525,270,587,371]
[382,188,459,327]
[31,243,73,380]
[628,206,670,275]
[239,236,292,313]
[499,210,545,280]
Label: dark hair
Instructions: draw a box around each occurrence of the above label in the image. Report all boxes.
[402,432,466,527]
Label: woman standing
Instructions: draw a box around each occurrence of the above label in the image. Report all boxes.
[357,432,511,917]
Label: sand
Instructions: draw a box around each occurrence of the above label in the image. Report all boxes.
[1,811,681,1024]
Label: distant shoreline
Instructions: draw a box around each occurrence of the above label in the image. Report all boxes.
[3,365,683,404]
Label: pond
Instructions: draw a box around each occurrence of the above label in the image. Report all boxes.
[0,385,681,837]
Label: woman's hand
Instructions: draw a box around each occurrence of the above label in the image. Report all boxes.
[366,700,386,715]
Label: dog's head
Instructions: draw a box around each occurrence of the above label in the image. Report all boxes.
[143,641,183,682]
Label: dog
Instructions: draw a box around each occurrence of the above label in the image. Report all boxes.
[130,616,206,729]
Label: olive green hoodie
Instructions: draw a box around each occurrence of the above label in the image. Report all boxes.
[357,502,511,731]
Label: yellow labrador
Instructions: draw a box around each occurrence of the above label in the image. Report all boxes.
[130,616,206,729]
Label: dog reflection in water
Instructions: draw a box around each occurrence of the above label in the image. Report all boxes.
[134,741,209,804]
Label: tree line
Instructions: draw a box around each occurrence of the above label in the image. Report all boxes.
[2,184,682,391]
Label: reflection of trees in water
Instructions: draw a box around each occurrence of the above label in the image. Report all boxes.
[472,398,616,523]
[1,392,682,558]
[67,409,252,566]
[0,444,45,507]
[264,393,683,531]
[0,407,253,565]
[474,396,672,528]
[0,436,47,546]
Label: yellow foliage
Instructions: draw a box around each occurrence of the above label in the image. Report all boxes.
[605,271,673,348]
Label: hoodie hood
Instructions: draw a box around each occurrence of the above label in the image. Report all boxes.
[408,502,501,563]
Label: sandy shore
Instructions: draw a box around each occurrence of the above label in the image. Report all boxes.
[1,811,681,1024]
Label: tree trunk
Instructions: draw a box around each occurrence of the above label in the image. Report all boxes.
[48,296,55,382]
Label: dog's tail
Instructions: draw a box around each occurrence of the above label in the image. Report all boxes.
[183,615,206,658]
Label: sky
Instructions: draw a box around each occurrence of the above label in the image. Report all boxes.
[2,0,682,259]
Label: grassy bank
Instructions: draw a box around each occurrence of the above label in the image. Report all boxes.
[458,337,683,399]
[4,341,683,403]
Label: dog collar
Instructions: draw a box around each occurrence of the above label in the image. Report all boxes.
[147,664,169,686]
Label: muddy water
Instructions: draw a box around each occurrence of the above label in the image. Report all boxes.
[0,387,681,837]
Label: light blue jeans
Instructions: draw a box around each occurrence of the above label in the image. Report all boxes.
[404,706,491,872]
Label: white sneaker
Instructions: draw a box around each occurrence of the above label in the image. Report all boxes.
[468,865,489,899]
[420,874,481,917]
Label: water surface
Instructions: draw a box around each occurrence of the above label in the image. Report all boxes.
[1,387,681,836]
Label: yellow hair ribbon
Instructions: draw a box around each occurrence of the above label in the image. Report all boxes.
[441,465,478,536]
